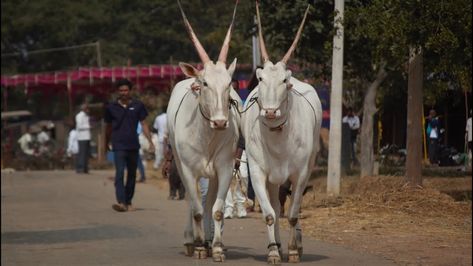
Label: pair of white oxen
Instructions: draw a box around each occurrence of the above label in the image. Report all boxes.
[167,1,322,264]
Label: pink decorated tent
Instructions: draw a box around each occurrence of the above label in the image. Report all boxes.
[1,64,190,90]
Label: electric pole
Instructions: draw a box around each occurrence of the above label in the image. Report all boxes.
[327,0,345,196]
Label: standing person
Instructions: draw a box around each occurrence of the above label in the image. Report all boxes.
[162,142,185,200]
[136,123,147,183]
[342,107,361,165]
[66,123,79,170]
[224,136,248,219]
[426,109,440,165]
[466,110,472,167]
[105,79,155,212]
[75,103,91,174]
[152,108,167,170]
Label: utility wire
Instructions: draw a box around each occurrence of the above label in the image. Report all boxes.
[1,42,98,58]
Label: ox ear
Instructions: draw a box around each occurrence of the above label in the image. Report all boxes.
[285,70,293,90]
[179,62,199,78]
[227,58,237,77]
[256,68,263,82]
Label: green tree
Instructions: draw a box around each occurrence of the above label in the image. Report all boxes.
[1,0,256,74]
[343,0,471,185]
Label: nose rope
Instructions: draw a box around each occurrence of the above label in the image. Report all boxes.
[229,96,258,115]
[198,101,212,122]
[290,89,317,119]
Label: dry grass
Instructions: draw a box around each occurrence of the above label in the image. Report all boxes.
[278,175,472,266]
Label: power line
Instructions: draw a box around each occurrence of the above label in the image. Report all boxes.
[1,42,98,58]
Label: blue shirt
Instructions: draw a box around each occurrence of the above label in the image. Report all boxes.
[104,99,148,150]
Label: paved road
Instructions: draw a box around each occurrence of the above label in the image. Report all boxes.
[1,170,397,266]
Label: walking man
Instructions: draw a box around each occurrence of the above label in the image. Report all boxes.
[75,103,91,173]
[342,107,361,164]
[105,79,155,212]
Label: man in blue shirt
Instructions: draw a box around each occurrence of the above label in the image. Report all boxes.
[105,79,155,212]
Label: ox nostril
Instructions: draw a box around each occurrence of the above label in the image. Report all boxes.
[265,109,277,118]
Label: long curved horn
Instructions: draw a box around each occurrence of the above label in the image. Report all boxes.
[255,0,270,63]
[217,0,239,64]
[281,5,310,65]
[177,0,211,64]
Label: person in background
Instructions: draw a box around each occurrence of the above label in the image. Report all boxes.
[162,142,185,200]
[153,108,167,170]
[466,109,472,168]
[105,79,155,212]
[224,136,248,219]
[18,127,36,156]
[37,125,51,155]
[66,122,79,170]
[75,103,91,174]
[342,107,361,165]
[136,123,147,183]
[37,125,50,145]
[426,109,440,165]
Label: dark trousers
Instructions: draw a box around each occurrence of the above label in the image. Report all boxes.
[77,140,90,173]
[247,161,255,203]
[169,160,185,199]
[114,150,138,205]
[429,138,439,164]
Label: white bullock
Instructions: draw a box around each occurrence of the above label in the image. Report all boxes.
[241,2,322,264]
[166,0,241,262]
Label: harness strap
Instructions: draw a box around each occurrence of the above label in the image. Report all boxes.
[267,242,281,249]
[174,89,191,127]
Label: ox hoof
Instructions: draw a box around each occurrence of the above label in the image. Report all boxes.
[212,252,226,262]
[194,246,208,259]
[184,243,194,256]
[288,249,300,263]
[267,254,281,265]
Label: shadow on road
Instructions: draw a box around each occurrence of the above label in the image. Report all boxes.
[2,225,140,245]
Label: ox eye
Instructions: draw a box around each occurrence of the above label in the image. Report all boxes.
[203,81,208,87]
[283,78,287,83]
[258,77,263,82]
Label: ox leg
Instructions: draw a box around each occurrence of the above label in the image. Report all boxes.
[180,167,206,259]
[184,200,195,256]
[203,178,218,256]
[249,167,280,264]
[287,175,308,263]
[268,183,283,258]
[210,167,233,262]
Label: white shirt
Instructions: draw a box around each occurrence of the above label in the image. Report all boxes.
[153,113,168,142]
[67,129,79,156]
[18,133,35,155]
[467,117,472,142]
[75,111,91,141]
[342,115,360,130]
[37,131,50,144]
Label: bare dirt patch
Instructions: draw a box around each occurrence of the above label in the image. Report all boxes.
[278,175,472,266]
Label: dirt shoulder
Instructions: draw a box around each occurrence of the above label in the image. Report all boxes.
[282,175,472,266]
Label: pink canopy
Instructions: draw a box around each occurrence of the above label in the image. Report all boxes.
[1,65,190,89]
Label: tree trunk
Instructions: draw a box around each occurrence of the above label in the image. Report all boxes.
[360,65,387,177]
[406,47,423,186]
